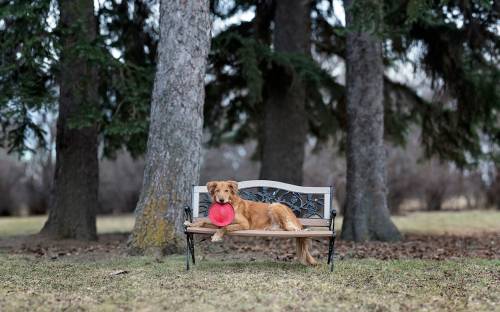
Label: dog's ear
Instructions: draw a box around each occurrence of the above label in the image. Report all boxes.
[227,181,238,194]
[207,181,217,196]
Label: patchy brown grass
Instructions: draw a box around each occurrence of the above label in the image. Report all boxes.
[0,214,135,237]
[392,210,500,235]
[0,254,498,312]
[0,210,499,311]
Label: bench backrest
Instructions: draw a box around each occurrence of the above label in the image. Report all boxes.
[191,180,335,226]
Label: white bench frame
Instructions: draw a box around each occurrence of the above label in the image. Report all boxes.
[184,180,337,271]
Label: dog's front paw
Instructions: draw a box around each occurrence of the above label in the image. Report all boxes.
[183,221,192,227]
[211,235,223,242]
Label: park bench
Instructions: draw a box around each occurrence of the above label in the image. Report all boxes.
[184,180,337,271]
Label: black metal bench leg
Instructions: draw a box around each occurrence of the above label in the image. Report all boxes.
[327,236,336,271]
[327,237,333,264]
[185,232,190,271]
[330,236,336,272]
[189,234,195,265]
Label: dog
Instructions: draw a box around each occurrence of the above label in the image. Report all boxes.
[185,180,317,266]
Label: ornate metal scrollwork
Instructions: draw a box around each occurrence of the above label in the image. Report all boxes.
[198,187,325,218]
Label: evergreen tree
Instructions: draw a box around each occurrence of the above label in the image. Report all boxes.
[0,0,156,157]
[3,1,497,167]
[205,0,499,167]
[0,0,57,154]
[205,0,342,164]
[0,0,156,239]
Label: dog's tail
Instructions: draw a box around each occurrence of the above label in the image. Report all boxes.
[296,237,317,266]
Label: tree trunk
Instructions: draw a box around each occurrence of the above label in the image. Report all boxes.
[259,0,311,185]
[341,0,401,241]
[129,0,211,255]
[41,0,98,240]
[425,189,445,211]
[487,166,500,210]
[254,0,274,46]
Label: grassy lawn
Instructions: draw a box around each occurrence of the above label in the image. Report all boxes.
[0,255,498,311]
[0,210,499,311]
[392,210,500,235]
[1,210,499,237]
[0,214,136,237]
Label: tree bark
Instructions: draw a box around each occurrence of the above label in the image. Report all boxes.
[487,166,500,210]
[41,0,98,240]
[253,0,274,46]
[259,0,311,185]
[129,0,211,255]
[341,0,401,241]
[425,188,445,211]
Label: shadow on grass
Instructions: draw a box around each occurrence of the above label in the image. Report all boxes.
[187,257,323,273]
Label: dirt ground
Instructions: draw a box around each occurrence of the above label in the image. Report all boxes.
[1,231,498,263]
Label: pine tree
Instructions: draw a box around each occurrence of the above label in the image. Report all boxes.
[205,0,499,167]
[0,0,157,239]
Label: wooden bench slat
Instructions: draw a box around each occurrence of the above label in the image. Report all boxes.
[186,227,333,238]
[192,217,330,227]
[299,219,330,227]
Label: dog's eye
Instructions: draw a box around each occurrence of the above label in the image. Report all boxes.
[225,190,229,193]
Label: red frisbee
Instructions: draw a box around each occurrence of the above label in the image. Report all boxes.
[208,203,235,227]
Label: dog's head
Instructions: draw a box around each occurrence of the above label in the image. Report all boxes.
[206,180,239,204]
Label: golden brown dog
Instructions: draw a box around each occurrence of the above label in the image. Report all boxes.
[186,180,317,266]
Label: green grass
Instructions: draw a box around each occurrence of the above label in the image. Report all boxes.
[1,210,499,237]
[0,255,498,312]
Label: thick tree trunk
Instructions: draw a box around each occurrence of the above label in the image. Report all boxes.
[129,0,211,255]
[259,0,311,185]
[487,166,500,210]
[495,173,500,210]
[41,0,98,240]
[341,0,401,241]
[425,189,445,211]
[254,0,274,46]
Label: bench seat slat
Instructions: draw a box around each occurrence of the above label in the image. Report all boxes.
[186,227,333,238]
[192,217,330,227]
[297,219,330,227]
